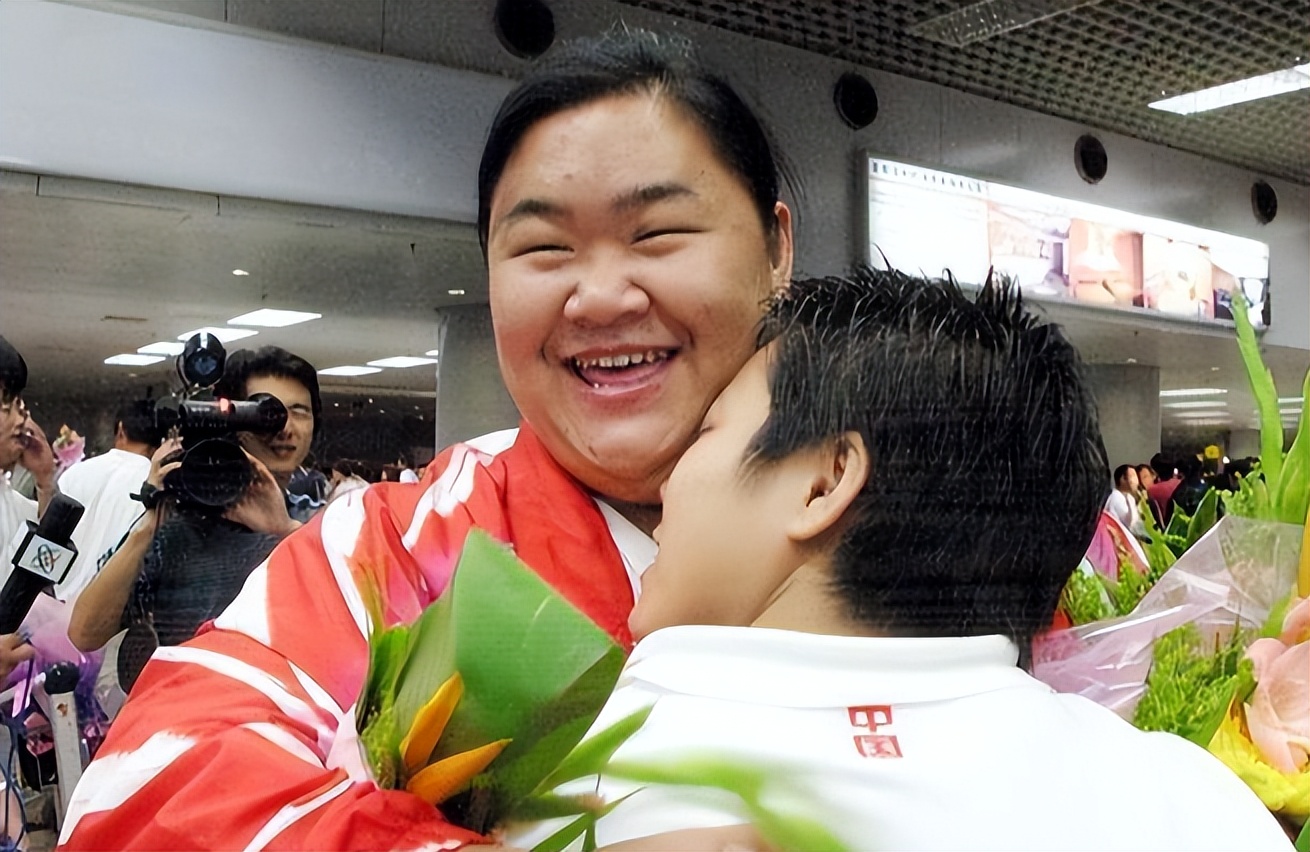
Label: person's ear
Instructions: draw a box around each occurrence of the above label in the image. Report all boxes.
[785,431,869,545]
[769,201,795,289]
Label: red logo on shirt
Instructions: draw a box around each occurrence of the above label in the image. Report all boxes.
[848,705,901,758]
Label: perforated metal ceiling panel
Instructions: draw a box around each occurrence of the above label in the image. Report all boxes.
[619,0,1310,184]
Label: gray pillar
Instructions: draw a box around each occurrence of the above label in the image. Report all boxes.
[1083,364,1161,469]
[1227,429,1261,459]
[433,304,519,450]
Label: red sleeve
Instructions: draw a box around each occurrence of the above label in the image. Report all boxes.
[60,446,489,851]
[60,431,634,851]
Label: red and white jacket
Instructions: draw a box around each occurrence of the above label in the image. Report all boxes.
[59,424,642,851]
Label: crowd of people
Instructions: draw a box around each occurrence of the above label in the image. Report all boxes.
[1105,450,1258,539]
[0,26,1296,852]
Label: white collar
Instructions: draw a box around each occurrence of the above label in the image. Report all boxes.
[594,499,657,602]
[623,626,1044,708]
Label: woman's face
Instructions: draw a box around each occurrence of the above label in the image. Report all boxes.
[486,92,793,505]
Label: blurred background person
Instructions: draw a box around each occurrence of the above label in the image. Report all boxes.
[1146,452,1180,526]
[55,399,161,602]
[1105,463,1145,538]
[1168,454,1209,519]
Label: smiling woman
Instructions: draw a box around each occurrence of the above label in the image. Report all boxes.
[62,29,795,851]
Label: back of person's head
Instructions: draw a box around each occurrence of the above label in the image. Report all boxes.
[751,266,1109,657]
[0,335,27,401]
[1113,464,1134,489]
[1178,454,1203,480]
[216,346,323,440]
[1150,452,1175,481]
[116,399,162,448]
[477,27,783,259]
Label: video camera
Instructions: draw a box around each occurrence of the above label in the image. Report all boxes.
[152,333,288,511]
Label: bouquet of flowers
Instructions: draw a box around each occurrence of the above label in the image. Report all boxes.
[1034,294,1310,846]
[355,529,845,852]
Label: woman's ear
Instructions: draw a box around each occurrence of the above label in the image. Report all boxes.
[770,201,795,288]
[786,431,870,544]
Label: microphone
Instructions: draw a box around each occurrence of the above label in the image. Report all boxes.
[0,493,85,634]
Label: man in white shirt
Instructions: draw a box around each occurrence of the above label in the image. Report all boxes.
[55,400,158,601]
[1105,462,1146,538]
[518,269,1291,850]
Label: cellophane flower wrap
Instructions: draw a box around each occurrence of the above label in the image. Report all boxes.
[1034,293,1310,841]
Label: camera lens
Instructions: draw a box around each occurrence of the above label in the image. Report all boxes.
[175,439,253,508]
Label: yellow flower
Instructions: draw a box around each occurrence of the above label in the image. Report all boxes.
[1208,699,1310,821]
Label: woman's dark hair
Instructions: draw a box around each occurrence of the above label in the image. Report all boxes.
[750,267,1109,665]
[1113,464,1133,488]
[477,28,783,257]
[215,346,323,441]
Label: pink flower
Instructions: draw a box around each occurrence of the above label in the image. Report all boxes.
[1243,597,1310,773]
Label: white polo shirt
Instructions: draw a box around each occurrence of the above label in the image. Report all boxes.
[510,626,1290,851]
[55,448,150,601]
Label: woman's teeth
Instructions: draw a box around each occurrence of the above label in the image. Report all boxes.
[572,350,671,371]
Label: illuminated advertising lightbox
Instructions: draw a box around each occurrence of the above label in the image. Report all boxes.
[865,157,1271,329]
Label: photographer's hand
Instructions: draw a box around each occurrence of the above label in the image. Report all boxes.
[224,452,301,539]
[148,438,184,489]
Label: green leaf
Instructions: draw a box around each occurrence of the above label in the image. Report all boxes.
[510,793,602,822]
[531,811,596,852]
[526,790,638,852]
[1272,369,1310,524]
[606,757,849,852]
[389,529,628,833]
[1231,293,1284,493]
[534,706,653,795]
[1185,488,1219,550]
[1295,812,1310,852]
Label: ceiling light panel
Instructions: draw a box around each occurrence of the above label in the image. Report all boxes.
[176,327,259,343]
[367,356,439,369]
[228,309,322,328]
[318,366,383,377]
[105,353,165,366]
[1164,401,1231,409]
[1150,64,1310,115]
[1158,388,1228,398]
[907,0,1103,47]
[137,341,186,356]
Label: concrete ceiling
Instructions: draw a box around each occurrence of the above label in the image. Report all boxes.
[0,171,488,405]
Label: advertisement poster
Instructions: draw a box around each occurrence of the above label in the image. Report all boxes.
[866,157,1271,328]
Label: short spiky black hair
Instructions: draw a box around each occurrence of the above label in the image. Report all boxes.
[750,266,1108,662]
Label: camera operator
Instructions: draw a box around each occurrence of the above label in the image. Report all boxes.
[68,347,322,689]
[0,335,55,680]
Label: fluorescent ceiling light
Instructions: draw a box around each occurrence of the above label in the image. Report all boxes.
[907,0,1102,47]
[1279,397,1304,405]
[137,341,186,356]
[105,353,165,366]
[425,349,440,357]
[1164,401,1229,410]
[447,289,466,296]
[318,366,383,377]
[232,269,250,276]
[367,356,439,369]
[1150,63,1310,115]
[228,309,322,328]
[176,326,259,343]
[1159,388,1227,398]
